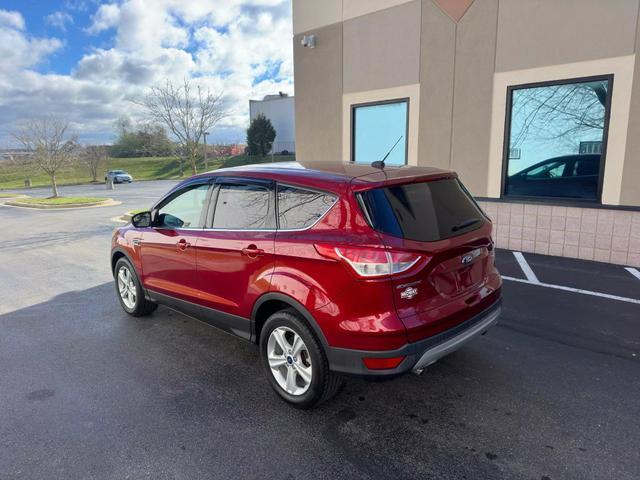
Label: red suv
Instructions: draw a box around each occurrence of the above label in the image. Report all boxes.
[111,162,501,408]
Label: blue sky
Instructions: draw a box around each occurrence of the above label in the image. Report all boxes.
[0,0,293,146]
[1,0,110,74]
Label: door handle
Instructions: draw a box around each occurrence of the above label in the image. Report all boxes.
[177,238,191,251]
[241,244,264,258]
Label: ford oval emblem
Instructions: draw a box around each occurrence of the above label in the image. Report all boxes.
[461,254,474,264]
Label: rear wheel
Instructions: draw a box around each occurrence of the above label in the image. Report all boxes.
[114,257,157,316]
[260,309,343,408]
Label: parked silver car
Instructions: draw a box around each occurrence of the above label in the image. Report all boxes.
[105,170,133,184]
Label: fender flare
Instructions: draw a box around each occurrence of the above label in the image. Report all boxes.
[110,247,134,275]
[251,292,329,347]
[111,247,154,302]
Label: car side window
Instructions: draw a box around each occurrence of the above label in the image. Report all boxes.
[525,160,566,179]
[572,158,599,177]
[156,183,210,229]
[212,183,275,229]
[277,185,337,230]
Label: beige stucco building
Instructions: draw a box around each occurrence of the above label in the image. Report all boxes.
[292,0,640,267]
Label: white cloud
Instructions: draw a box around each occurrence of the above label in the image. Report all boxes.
[45,11,74,31]
[0,10,63,73]
[85,3,120,34]
[0,9,25,30]
[0,1,294,146]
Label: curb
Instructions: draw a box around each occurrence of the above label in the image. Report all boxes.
[111,211,138,224]
[5,199,121,209]
[0,194,28,200]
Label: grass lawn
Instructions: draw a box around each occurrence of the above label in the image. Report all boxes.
[0,154,293,190]
[0,193,24,197]
[14,197,108,205]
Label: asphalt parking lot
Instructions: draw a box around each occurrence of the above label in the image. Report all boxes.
[1,181,639,480]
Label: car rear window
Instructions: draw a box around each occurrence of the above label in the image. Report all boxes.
[277,185,337,230]
[358,178,485,242]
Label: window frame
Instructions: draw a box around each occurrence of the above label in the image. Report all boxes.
[275,182,338,231]
[205,176,277,231]
[500,74,614,205]
[151,179,214,230]
[350,97,410,166]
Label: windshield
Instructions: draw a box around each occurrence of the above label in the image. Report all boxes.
[358,178,485,242]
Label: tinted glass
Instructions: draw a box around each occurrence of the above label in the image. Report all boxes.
[277,185,336,229]
[359,178,484,242]
[504,78,610,200]
[157,184,209,228]
[213,183,274,229]
[525,160,567,179]
[353,100,407,165]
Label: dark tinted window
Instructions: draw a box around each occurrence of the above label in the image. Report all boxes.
[212,183,274,229]
[359,178,484,242]
[572,157,599,176]
[277,185,336,229]
[504,77,610,201]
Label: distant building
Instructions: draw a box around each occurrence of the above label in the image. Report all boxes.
[249,92,295,154]
[206,144,247,157]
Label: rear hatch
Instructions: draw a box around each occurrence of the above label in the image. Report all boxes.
[355,176,499,341]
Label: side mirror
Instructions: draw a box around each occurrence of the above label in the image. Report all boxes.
[131,211,152,228]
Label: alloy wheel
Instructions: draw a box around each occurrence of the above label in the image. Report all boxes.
[267,326,313,396]
[117,265,137,309]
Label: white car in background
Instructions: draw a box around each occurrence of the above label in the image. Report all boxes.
[105,170,133,184]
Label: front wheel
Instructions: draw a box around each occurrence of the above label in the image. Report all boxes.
[260,309,343,409]
[114,257,157,316]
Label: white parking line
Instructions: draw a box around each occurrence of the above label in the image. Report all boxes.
[513,251,540,283]
[625,267,640,282]
[502,275,640,305]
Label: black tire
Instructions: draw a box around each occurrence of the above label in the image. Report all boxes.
[260,309,344,409]
[114,257,157,317]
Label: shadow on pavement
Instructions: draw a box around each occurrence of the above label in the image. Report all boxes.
[0,283,638,480]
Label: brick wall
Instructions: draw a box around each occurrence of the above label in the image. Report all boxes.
[477,201,640,267]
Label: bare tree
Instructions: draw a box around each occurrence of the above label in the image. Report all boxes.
[12,118,78,197]
[511,81,608,154]
[135,79,228,175]
[114,116,132,138]
[81,145,108,182]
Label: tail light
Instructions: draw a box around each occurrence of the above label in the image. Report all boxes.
[314,244,426,278]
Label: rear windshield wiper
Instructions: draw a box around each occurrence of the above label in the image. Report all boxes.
[451,218,480,232]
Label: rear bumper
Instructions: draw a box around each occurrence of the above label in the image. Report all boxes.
[325,297,501,377]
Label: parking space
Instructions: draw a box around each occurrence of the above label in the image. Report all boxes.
[1,181,639,479]
[498,249,640,300]
[496,249,640,305]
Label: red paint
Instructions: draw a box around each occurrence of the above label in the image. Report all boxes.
[363,356,406,370]
[196,230,275,319]
[112,161,502,369]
